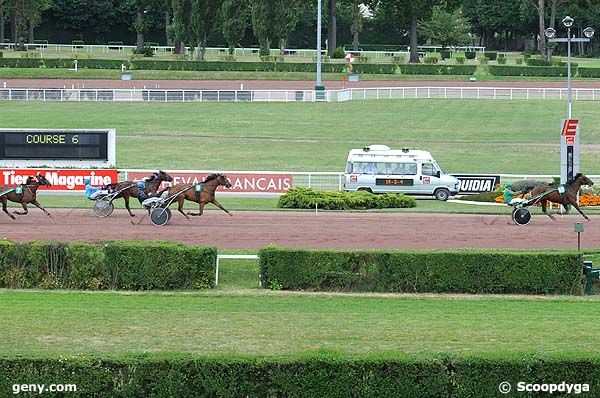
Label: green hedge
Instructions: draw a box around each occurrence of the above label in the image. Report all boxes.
[0,241,216,290]
[578,67,600,78]
[488,65,571,77]
[258,248,584,294]
[277,188,416,210]
[130,60,348,73]
[1,356,599,397]
[398,64,476,75]
[0,58,126,69]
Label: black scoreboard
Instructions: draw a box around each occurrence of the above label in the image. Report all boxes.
[0,130,109,160]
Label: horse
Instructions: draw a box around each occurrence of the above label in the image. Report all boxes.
[157,173,233,220]
[107,170,173,217]
[0,173,52,220]
[530,173,594,221]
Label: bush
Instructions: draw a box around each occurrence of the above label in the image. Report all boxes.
[260,55,284,62]
[455,56,465,64]
[352,63,397,74]
[259,248,585,294]
[0,241,216,290]
[484,51,497,60]
[423,56,439,64]
[496,56,507,65]
[133,46,155,57]
[392,55,406,64]
[440,50,451,59]
[578,67,600,78]
[464,51,476,60]
[478,56,488,64]
[332,47,346,58]
[488,65,570,77]
[277,188,416,210]
[515,57,523,65]
[356,55,370,63]
[3,356,600,397]
[130,60,346,73]
[398,64,476,75]
[458,192,503,202]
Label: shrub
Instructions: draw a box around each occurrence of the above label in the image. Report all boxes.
[578,68,600,78]
[464,51,476,60]
[260,55,284,62]
[259,248,585,294]
[455,56,465,64]
[423,56,439,64]
[0,241,216,290]
[133,46,155,57]
[392,55,406,64]
[484,51,497,60]
[398,64,476,75]
[497,56,507,65]
[478,56,488,65]
[332,47,346,58]
[458,192,503,202]
[277,188,416,210]
[515,57,523,65]
[440,50,451,59]
[488,65,570,77]
[356,55,370,63]
[352,63,397,74]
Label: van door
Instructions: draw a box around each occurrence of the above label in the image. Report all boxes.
[419,162,442,194]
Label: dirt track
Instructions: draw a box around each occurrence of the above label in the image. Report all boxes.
[1,208,595,250]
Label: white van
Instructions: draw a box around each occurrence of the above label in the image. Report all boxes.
[342,145,460,201]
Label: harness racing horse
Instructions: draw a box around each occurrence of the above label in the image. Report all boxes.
[530,173,594,221]
[158,173,233,220]
[0,174,52,220]
[108,170,173,217]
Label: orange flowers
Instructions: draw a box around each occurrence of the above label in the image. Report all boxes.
[493,194,600,206]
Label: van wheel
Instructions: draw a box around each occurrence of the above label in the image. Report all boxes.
[357,187,372,193]
[434,188,450,201]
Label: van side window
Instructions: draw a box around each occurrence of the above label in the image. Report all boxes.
[422,163,436,176]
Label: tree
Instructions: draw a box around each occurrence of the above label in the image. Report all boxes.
[272,0,304,54]
[419,6,470,50]
[221,0,248,55]
[327,0,336,55]
[189,0,219,60]
[250,0,276,55]
[171,0,191,53]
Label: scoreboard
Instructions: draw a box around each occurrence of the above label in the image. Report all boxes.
[0,129,115,167]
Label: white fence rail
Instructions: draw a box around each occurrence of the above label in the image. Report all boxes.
[2,87,600,103]
[0,43,485,59]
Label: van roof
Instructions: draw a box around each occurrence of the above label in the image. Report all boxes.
[347,146,434,161]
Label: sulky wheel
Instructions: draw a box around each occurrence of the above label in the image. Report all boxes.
[93,200,114,218]
[512,207,532,226]
[150,207,172,226]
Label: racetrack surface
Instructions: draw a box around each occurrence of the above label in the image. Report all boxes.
[1,208,595,250]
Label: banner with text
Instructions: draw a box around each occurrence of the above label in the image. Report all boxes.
[126,171,293,193]
[0,168,118,191]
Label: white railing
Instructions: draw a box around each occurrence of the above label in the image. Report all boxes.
[2,86,599,103]
[0,43,484,59]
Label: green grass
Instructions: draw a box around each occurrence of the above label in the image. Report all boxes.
[2,288,600,357]
[2,100,600,174]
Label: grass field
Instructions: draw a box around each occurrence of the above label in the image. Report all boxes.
[3,280,600,358]
[3,100,600,174]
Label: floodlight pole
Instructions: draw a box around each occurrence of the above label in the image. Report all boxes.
[316,0,323,88]
[567,26,572,119]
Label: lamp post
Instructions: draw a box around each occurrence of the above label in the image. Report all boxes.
[315,0,325,100]
[544,17,594,184]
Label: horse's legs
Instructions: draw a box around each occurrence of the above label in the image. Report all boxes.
[571,202,590,221]
[31,200,52,218]
[123,193,135,217]
[13,202,29,216]
[177,197,190,220]
[187,201,206,217]
[210,199,233,217]
[1,198,15,220]
[541,200,555,221]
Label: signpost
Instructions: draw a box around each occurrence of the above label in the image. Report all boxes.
[560,119,579,184]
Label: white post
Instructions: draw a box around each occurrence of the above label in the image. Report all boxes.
[567,27,572,119]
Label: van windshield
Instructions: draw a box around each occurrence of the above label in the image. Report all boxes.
[350,162,416,175]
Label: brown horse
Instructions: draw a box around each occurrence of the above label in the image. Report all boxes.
[158,173,233,219]
[108,170,173,217]
[530,173,594,221]
[0,173,52,220]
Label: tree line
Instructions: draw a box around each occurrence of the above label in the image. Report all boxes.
[1,0,599,61]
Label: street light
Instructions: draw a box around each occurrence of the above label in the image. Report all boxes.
[545,16,595,184]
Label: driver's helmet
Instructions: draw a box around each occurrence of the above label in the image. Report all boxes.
[83,178,90,185]
[505,181,512,188]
